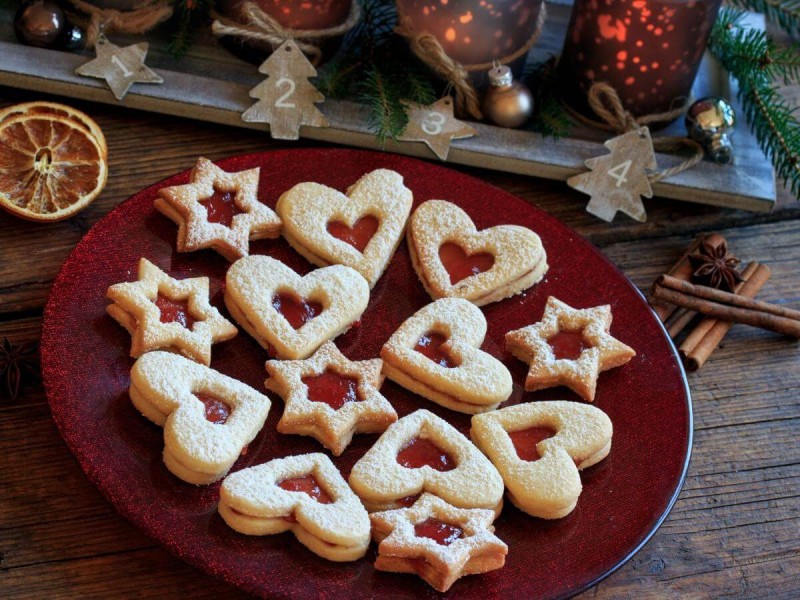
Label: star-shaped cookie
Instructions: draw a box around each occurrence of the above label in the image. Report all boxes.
[76,36,163,100]
[107,257,237,365]
[370,493,507,592]
[505,296,635,401]
[398,98,477,161]
[265,342,397,455]
[155,157,282,261]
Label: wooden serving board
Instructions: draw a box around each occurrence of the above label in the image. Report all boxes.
[0,1,776,212]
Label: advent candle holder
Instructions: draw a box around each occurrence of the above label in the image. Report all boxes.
[558,0,722,125]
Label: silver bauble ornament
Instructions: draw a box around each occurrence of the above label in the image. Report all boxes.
[482,65,534,129]
[685,97,736,165]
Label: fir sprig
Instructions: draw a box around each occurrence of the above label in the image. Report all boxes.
[168,0,216,58]
[708,9,800,198]
[729,0,800,38]
[523,57,573,139]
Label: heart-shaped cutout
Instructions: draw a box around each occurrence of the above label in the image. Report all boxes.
[349,409,504,513]
[381,298,512,414]
[219,453,371,561]
[129,351,272,484]
[408,200,548,306]
[471,401,612,519]
[225,255,369,359]
[277,169,413,288]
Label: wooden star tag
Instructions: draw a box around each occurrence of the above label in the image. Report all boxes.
[399,98,477,161]
[76,35,163,100]
[567,127,657,223]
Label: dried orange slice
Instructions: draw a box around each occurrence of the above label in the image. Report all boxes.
[0,114,108,222]
[0,101,107,158]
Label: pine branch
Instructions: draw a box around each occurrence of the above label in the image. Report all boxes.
[358,66,409,146]
[168,0,215,58]
[728,0,800,37]
[523,57,574,139]
[709,8,800,197]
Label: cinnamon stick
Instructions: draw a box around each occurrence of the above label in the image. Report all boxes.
[681,263,771,371]
[649,232,725,323]
[666,308,696,338]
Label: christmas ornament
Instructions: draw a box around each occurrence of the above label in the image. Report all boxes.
[566,127,656,222]
[481,65,533,129]
[14,0,84,50]
[241,39,329,141]
[398,97,477,161]
[685,97,736,165]
[75,34,162,100]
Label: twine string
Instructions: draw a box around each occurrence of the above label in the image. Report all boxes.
[211,1,361,66]
[67,0,172,49]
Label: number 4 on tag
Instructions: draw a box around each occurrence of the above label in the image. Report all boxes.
[566,127,657,223]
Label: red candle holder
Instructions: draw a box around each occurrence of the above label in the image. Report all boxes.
[559,0,722,123]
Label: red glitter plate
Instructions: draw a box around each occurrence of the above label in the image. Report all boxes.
[41,149,691,599]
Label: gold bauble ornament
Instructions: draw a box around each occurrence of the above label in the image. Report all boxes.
[481,65,533,128]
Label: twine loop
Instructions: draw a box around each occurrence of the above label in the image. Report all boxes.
[395,5,547,120]
[66,0,172,49]
[211,1,361,65]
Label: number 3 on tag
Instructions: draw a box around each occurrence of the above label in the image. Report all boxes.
[275,77,296,109]
[111,55,133,78]
[422,112,446,135]
[607,160,632,188]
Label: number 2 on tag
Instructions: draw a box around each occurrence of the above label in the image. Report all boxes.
[111,55,133,78]
[607,160,632,188]
[422,112,446,135]
[275,77,296,108]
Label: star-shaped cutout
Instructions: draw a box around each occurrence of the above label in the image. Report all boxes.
[155,157,282,261]
[76,36,163,100]
[265,342,397,455]
[505,296,636,401]
[107,258,237,365]
[398,98,477,161]
[370,493,507,592]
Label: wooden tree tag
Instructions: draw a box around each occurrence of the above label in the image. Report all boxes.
[398,97,477,161]
[567,127,657,223]
[241,39,329,140]
[75,35,162,101]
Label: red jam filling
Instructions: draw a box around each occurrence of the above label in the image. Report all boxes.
[414,332,458,368]
[397,437,456,471]
[414,518,464,546]
[397,493,421,507]
[302,369,362,410]
[438,242,495,285]
[199,186,242,227]
[155,294,196,330]
[327,215,380,253]
[194,393,231,424]
[272,292,323,329]
[278,474,333,522]
[547,330,590,360]
[508,426,557,462]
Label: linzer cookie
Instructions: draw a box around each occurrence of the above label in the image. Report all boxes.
[505,296,635,401]
[107,257,237,365]
[407,200,548,306]
[370,493,507,592]
[471,401,612,519]
[224,255,369,359]
[381,298,512,414]
[219,453,370,562]
[276,169,413,287]
[265,342,397,455]
[155,157,281,261]
[130,351,271,484]
[348,409,504,514]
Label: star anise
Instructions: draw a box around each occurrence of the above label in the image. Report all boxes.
[0,337,40,400]
[689,239,744,292]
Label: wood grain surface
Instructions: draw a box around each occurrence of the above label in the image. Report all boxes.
[0,86,798,599]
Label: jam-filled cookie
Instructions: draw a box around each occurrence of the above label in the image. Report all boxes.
[471,401,613,519]
[219,453,370,562]
[381,298,512,414]
[348,409,504,515]
[407,200,548,306]
[224,255,369,359]
[265,341,397,455]
[276,169,413,288]
[371,493,508,592]
[130,351,271,484]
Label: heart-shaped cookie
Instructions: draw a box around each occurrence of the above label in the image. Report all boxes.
[407,200,548,306]
[381,298,513,414]
[219,453,371,561]
[130,351,272,484]
[349,409,505,514]
[225,256,370,359]
[276,169,413,288]
[470,401,612,519]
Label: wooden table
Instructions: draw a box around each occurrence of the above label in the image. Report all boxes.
[1,86,798,599]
